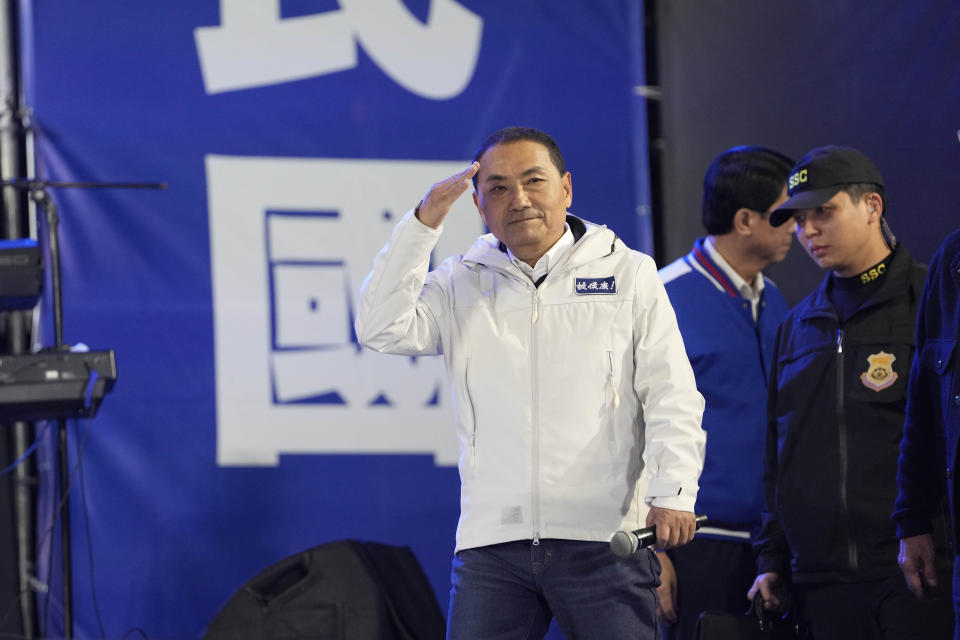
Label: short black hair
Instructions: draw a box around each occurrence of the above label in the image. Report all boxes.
[701,146,795,235]
[841,182,887,216]
[472,127,566,188]
[841,182,893,247]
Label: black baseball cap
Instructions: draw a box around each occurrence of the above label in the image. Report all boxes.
[770,145,884,227]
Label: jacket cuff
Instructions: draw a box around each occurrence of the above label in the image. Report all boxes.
[894,516,933,540]
[646,478,682,498]
[756,552,789,576]
[406,207,444,235]
[645,479,697,512]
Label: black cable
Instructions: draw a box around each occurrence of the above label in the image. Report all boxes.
[77,439,107,638]
[33,418,93,556]
[0,422,51,477]
[31,417,95,636]
[31,421,56,636]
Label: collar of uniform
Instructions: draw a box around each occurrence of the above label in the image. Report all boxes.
[702,236,765,301]
[507,223,573,282]
[801,243,918,321]
[687,237,748,299]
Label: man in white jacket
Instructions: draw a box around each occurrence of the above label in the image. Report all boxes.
[356,127,705,639]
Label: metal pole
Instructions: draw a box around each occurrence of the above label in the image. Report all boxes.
[31,190,70,638]
[0,0,36,637]
[34,191,61,348]
[56,417,70,638]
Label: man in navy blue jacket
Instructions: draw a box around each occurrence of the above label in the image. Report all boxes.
[658,146,795,640]
[751,146,953,639]
[894,228,960,638]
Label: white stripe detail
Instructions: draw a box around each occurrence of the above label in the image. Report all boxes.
[685,255,727,294]
[657,257,691,284]
[696,526,751,540]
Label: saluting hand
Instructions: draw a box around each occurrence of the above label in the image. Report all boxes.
[416,162,480,229]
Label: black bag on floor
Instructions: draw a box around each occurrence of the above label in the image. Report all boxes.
[694,595,809,640]
[203,540,445,640]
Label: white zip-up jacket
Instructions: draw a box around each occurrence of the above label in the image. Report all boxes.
[356,211,705,552]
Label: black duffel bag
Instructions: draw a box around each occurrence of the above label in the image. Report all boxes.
[694,594,810,640]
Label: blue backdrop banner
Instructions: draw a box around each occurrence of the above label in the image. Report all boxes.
[21,1,650,635]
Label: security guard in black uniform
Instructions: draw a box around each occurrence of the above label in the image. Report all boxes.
[748,146,953,640]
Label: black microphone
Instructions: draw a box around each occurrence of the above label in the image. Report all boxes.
[610,514,708,559]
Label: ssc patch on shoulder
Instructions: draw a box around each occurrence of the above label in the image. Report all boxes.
[575,276,616,295]
[860,351,898,391]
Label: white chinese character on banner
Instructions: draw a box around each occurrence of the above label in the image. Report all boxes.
[194,0,483,98]
[206,155,483,467]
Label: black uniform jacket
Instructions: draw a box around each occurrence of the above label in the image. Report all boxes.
[755,246,928,583]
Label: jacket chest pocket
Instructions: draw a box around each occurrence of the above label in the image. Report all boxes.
[455,357,479,467]
[920,338,958,406]
[921,338,956,374]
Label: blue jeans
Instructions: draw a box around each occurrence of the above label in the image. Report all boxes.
[447,539,661,639]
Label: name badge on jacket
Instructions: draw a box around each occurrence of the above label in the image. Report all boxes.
[575,276,616,294]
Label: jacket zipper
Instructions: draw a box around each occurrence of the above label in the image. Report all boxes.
[531,291,541,545]
[483,262,545,546]
[471,236,617,547]
[836,328,859,572]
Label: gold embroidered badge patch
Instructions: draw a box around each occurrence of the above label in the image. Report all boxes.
[860,351,898,391]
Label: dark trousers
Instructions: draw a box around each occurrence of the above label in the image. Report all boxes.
[793,570,953,640]
[447,539,661,640]
[662,538,756,640]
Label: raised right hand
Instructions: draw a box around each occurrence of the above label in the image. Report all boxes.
[415,162,480,229]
